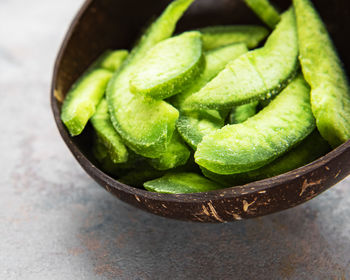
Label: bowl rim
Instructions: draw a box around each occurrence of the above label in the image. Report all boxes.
[51,0,350,205]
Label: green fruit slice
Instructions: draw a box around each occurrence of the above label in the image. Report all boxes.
[148,131,190,170]
[144,172,223,194]
[184,8,299,110]
[199,25,269,51]
[244,0,280,29]
[61,48,128,137]
[202,130,330,186]
[130,31,205,100]
[120,153,200,188]
[229,101,259,124]
[293,0,350,148]
[174,43,249,109]
[195,74,316,175]
[90,99,128,164]
[92,49,129,72]
[92,137,144,176]
[107,0,195,158]
[174,44,248,149]
[177,111,224,150]
[61,69,112,136]
[119,168,166,188]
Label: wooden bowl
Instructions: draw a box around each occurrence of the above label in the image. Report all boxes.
[51,0,350,222]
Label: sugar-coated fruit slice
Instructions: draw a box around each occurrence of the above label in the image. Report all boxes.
[202,130,330,186]
[244,0,280,29]
[93,49,129,72]
[61,49,129,137]
[144,172,223,194]
[92,137,144,176]
[174,44,249,150]
[293,0,350,148]
[183,9,299,110]
[229,101,259,124]
[130,31,205,100]
[195,74,316,175]
[90,99,129,164]
[119,168,166,188]
[107,0,195,158]
[61,69,113,136]
[120,153,201,188]
[199,25,269,50]
[148,131,190,170]
[176,111,224,150]
[174,43,248,109]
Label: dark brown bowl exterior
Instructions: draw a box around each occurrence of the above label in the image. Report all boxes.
[51,0,350,222]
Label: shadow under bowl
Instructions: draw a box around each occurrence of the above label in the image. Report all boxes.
[51,0,350,223]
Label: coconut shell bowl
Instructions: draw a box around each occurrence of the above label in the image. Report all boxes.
[51,0,350,223]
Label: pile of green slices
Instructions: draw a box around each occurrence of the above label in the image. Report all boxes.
[61,0,350,194]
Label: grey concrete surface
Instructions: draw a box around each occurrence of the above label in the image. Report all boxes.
[0,0,349,279]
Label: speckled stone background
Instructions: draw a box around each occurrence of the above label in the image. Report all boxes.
[0,0,350,279]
